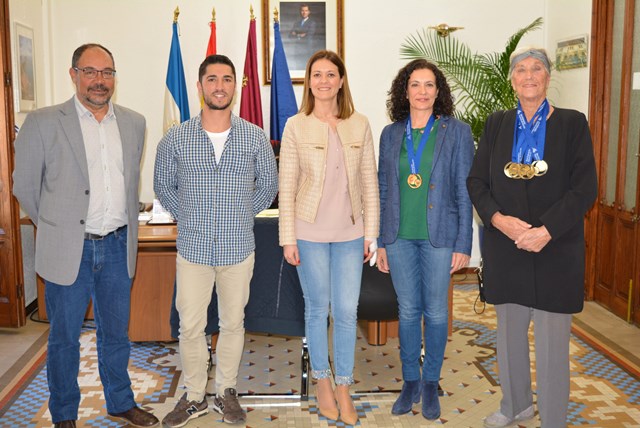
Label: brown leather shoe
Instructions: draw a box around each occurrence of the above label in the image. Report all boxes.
[54,421,76,428]
[109,406,159,427]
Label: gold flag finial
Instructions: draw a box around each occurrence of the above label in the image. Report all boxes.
[173,6,180,23]
[211,7,216,23]
[250,5,255,21]
[273,7,279,23]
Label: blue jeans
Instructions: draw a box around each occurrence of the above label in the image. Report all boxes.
[45,227,135,423]
[296,238,363,385]
[386,239,452,382]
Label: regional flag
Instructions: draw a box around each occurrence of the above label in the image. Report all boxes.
[163,19,190,133]
[270,19,297,144]
[239,12,263,128]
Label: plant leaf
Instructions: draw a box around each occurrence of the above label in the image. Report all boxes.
[398,17,543,142]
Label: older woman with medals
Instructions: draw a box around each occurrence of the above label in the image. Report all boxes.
[467,47,597,428]
[279,50,379,426]
[376,59,474,420]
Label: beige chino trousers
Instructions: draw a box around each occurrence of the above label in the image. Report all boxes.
[175,252,254,402]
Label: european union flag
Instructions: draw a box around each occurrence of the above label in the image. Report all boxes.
[270,21,297,143]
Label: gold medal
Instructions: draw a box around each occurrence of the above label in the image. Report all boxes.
[504,162,514,178]
[519,164,535,180]
[532,160,548,176]
[407,173,423,189]
[508,162,521,179]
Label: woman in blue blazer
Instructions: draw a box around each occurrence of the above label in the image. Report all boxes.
[376,59,474,420]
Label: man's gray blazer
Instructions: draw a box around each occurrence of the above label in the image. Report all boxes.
[13,97,146,285]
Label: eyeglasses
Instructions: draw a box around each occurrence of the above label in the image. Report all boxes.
[73,67,117,79]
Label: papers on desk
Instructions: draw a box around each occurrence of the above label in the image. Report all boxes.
[138,212,152,222]
[147,199,176,224]
[257,208,279,217]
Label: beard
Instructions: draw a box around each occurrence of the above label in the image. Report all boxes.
[84,84,112,107]
[204,92,232,111]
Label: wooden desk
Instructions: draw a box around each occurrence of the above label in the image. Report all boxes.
[129,224,177,341]
[36,223,178,342]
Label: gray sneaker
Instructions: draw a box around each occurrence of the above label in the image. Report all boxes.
[212,388,246,424]
[162,392,208,428]
[483,404,535,427]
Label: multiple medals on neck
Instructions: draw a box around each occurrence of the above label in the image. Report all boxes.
[405,115,436,189]
[504,99,549,180]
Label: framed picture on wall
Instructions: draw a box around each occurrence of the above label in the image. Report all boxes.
[555,35,588,71]
[262,0,344,84]
[14,23,37,112]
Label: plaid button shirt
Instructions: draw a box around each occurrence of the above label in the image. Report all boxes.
[154,114,278,266]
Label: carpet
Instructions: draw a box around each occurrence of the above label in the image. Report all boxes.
[1,284,639,427]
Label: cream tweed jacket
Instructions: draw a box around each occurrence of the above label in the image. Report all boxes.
[278,111,379,246]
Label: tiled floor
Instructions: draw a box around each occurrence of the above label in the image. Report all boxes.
[1,286,639,427]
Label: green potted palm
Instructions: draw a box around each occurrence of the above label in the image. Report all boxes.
[400,17,543,255]
[399,17,543,142]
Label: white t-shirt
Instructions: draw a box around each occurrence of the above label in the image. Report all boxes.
[206,128,231,164]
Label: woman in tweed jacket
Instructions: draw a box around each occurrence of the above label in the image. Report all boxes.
[278,50,379,425]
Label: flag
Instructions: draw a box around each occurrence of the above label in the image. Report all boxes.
[270,20,298,145]
[206,10,216,56]
[163,20,190,133]
[201,11,217,108]
[239,14,263,128]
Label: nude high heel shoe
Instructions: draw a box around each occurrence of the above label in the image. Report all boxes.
[315,378,339,420]
[335,385,358,426]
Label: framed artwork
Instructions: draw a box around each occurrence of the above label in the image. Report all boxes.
[14,23,37,112]
[555,35,588,71]
[262,0,344,84]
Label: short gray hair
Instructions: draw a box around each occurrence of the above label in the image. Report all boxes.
[509,46,551,78]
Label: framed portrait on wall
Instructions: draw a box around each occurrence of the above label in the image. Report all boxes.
[14,22,37,112]
[262,0,344,84]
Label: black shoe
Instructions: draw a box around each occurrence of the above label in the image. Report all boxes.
[54,421,76,428]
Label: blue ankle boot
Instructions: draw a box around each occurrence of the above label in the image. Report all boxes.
[421,380,441,420]
[391,379,421,415]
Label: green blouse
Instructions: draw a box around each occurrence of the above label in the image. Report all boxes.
[398,120,439,239]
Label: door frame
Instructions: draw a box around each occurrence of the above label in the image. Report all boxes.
[586,0,640,324]
[0,0,26,327]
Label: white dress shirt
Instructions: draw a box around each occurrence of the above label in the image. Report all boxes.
[74,95,127,235]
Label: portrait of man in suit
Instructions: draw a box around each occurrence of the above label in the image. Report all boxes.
[282,2,326,70]
[12,43,158,428]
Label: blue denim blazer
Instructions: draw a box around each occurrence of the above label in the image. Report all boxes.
[378,115,474,255]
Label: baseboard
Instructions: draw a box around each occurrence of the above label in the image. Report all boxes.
[25,300,38,317]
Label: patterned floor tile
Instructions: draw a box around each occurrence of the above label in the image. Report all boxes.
[1,286,638,427]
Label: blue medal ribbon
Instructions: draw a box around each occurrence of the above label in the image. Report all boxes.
[512,99,549,164]
[405,114,436,175]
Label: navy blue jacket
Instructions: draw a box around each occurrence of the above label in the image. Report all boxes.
[378,115,475,254]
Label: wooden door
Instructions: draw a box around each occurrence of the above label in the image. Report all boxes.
[588,0,640,324]
[0,0,26,327]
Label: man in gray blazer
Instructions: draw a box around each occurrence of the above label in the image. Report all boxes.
[12,44,158,428]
